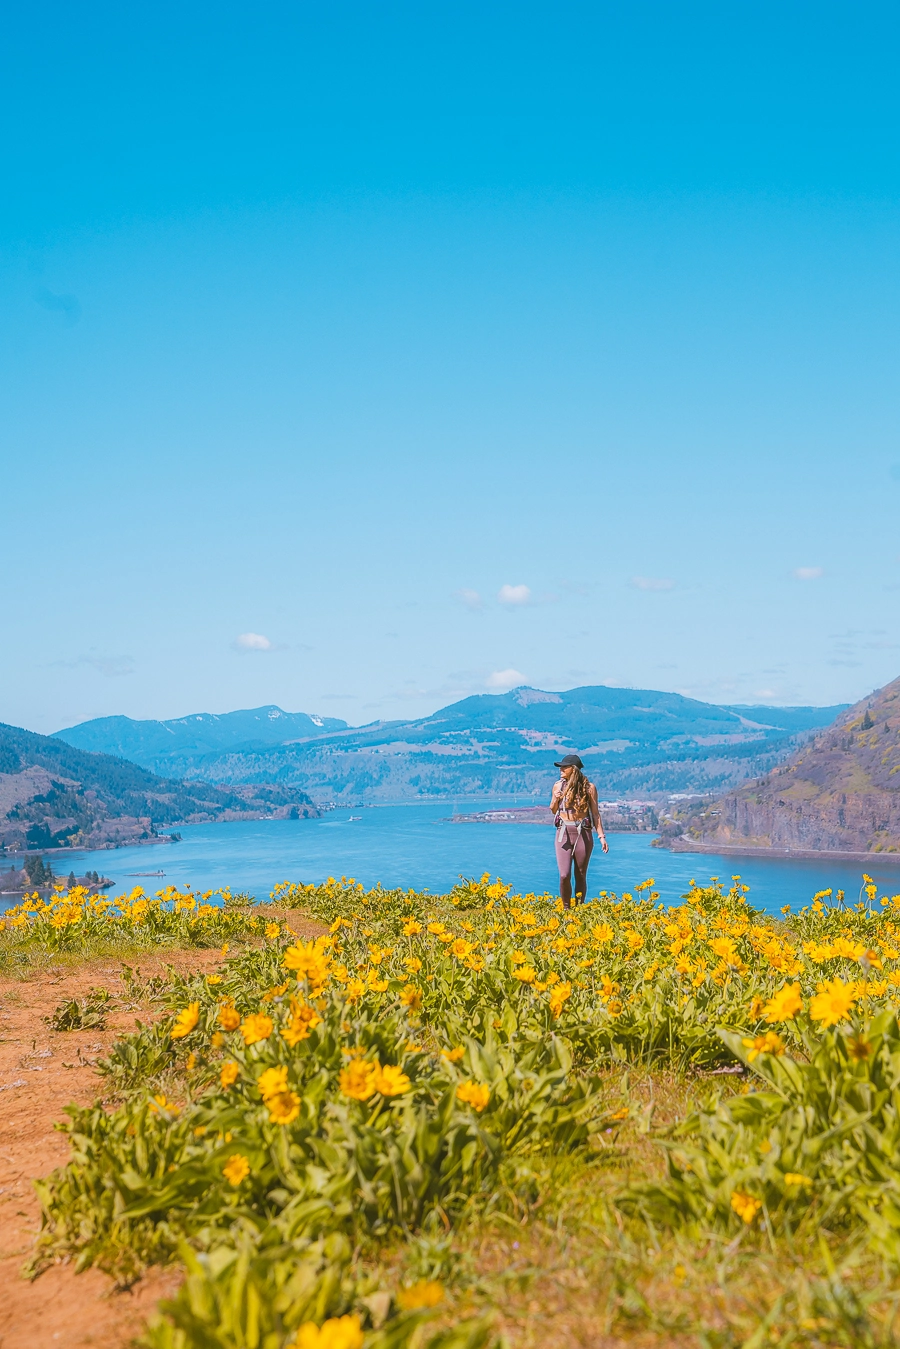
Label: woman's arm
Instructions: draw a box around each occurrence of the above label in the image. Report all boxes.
[549,779,562,813]
[590,784,609,852]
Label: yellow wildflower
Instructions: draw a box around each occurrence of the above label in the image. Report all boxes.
[257,1065,289,1100]
[731,1191,762,1224]
[283,938,331,987]
[548,981,573,1017]
[149,1093,180,1115]
[404,956,423,972]
[171,1003,200,1039]
[265,922,281,939]
[339,1059,378,1100]
[783,1172,813,1190]
[592,922,613,944]
[218,1005,242,1031]
[240,1013,274,1045]
[206,973,222,985]
[291,1315,364,1349]
[223,1154,250,1187]
[373,1064,411,1096]
[441,1046,465,1062]
[742,1031,785,1062]
[403,919,422,935]
[456,1080,490,1112]
[397,1279,444,1310]
[344,979,366,1004]
[762,983,803,1023]
[809,978,856,1027]
[282,998,322,1046]
[450,938,473,957]
[267,1090,301,1124]
[399,985,422,1010]
[512,966,536,983]
[709,936,737,964]
[220,1061,240,1088]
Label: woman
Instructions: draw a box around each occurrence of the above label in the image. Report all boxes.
[549,753,608,908]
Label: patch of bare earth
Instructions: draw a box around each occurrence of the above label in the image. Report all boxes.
[0,911,325,1349]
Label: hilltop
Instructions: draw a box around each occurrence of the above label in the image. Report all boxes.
[0,722,318,852]
[58,686,845,804]
[56,705,347,767]
[659,675,900,855]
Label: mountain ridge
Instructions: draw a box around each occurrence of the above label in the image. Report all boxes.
[0,722,318,852]
[56,686,847,804]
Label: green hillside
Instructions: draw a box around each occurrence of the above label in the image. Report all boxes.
[0,722,317,852]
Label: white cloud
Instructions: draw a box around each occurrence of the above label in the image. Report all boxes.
[793,567,824,581]
[631,576,675,592]
[486,668,526,691]
[753,688,778,699]
[457,588,483,610]
[235,632,273,651]
[498,584,531,605]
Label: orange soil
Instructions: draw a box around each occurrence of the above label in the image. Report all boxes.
[0,914,324,1349]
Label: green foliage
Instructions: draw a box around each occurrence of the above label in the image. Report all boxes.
[45,987,112,1031]
[620,1007,900,1262]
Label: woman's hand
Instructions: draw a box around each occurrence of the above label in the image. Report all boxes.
[600,834,609,854]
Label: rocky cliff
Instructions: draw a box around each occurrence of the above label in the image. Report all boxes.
[663,677,900,855]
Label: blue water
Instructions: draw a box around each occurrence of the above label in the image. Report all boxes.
[3,804,899,915]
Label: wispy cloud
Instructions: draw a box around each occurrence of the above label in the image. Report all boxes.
[486,668,526,691]
[793,566,824,581]
[457,588,483,610]
[52,653,135,677]
[234,632,273,651]
[630,576,675,592]
[498,584,531,605]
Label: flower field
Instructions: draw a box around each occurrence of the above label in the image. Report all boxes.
[8,871,900,1346]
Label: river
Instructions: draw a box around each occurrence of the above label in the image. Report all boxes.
[2,804,898,915]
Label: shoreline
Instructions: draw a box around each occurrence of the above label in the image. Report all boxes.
[659,838,900,864]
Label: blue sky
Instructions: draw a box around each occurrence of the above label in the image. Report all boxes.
[3,1,900,733]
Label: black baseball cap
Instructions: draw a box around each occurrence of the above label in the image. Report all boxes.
[554,753,583,769]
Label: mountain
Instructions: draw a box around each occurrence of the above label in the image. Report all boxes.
[658,676,900,855]
[0,722,318,852]
[55,705,347,770]
[58,687,846,805]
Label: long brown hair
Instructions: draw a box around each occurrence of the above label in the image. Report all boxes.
[562,766,592,818]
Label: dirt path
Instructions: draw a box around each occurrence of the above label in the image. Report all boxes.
[0,914,325,1349]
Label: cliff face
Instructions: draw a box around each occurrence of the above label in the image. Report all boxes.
[671,677,900,855]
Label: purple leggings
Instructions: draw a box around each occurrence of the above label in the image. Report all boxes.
[555,821,594,906]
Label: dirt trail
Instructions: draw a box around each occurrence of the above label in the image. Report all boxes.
[0,913,325,1349]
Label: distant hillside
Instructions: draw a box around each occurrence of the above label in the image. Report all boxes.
[56,705,347,770]
[59,686,846,804]
[0,723,318,852]
[659,676,900,855]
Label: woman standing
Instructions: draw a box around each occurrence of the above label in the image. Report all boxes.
[550,753,608,908]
